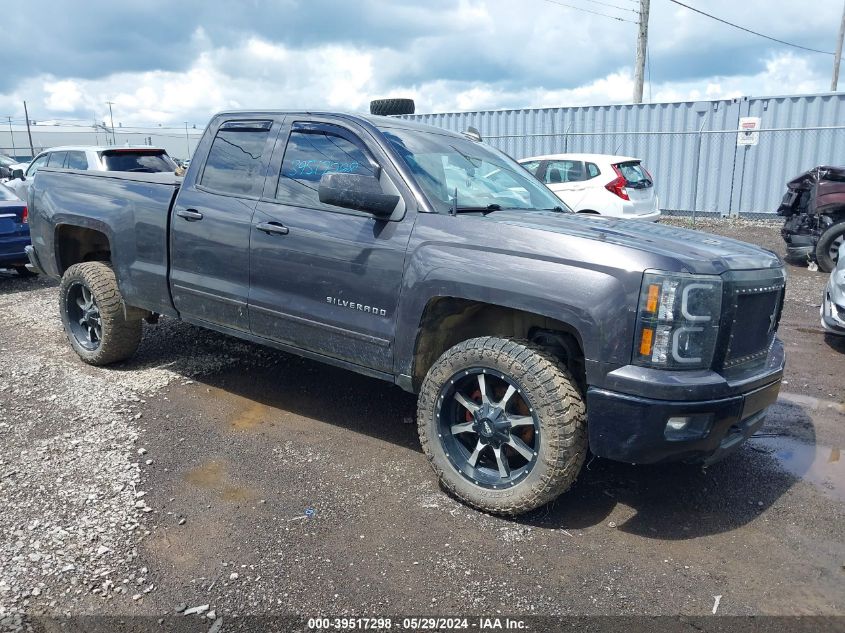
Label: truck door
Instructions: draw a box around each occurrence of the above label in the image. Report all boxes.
[249,119,415,372]
[170,119,279,331]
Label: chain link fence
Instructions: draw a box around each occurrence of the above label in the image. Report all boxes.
[3,120,843,220]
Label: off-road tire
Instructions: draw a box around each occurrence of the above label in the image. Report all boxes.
[14,265,36,277]
[417,337,587,515]
[59,262,142,365]
[369,98,415,116]
[815,219,845,273]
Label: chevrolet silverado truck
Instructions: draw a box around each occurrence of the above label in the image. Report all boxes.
[26,111,786,515]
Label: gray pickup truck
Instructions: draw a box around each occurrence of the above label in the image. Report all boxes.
[26,111,786,515]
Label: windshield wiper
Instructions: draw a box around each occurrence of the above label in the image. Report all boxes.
[544,206,568,213]
[453,204,502,214]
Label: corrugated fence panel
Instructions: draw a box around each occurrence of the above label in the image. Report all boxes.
[735,94,845,214]
[405,92,845,217]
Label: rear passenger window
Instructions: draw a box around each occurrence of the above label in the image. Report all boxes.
[200,121,272,196]
[47,152,67,168]
[66,151,88,170]
[545,160,586,183]
[276,126,377,211]
[586,162,600,179]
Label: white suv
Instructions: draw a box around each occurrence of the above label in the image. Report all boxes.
[5,145,176,201]
[519,153,660,221]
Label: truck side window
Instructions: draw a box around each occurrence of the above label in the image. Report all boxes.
[200,122,272,196]
[276,127,377,211]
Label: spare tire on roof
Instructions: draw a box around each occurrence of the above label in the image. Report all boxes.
[370,98,415,116]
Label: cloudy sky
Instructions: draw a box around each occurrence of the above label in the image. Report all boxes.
[1,0,841,128]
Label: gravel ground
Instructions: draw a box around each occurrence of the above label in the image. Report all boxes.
[0,220,843,628]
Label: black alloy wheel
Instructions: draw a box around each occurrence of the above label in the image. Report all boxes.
[436,367,540,489]
[66,280,103,350]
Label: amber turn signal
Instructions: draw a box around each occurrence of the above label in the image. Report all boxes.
[639,327,654,356]
[645,283,660,313]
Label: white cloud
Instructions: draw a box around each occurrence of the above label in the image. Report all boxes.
[43,80,84,112]
[0,0,839,127]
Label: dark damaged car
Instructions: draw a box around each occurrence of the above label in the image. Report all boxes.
[778,165,845,273]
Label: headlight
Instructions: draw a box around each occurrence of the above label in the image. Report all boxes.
[633,271,722,370]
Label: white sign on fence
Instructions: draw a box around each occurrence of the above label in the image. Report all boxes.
[737,117,761,146]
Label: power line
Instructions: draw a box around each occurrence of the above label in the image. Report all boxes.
[581,0,639,15]
[667,0,835,56]
[540,0,638,23]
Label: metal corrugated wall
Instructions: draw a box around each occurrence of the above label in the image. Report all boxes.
[404,93,845,217]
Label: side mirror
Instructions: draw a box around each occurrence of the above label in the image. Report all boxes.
[11,169,24,181]
[318,172,399,217]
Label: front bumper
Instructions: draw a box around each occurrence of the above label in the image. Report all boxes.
[586,339,784,464]
[821,284,845,335]
[587,381,779,464]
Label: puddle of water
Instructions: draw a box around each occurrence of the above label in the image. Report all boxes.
[184,460,259,503]
[749,436,844,503]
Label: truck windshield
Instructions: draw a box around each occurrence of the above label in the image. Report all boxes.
[380,126,570,214]
[99,150,176,173]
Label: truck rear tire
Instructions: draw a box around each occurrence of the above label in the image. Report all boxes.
[417,337,587,515]
[815,219,845,273]
[369,98,415,116]
[59,262,142,365]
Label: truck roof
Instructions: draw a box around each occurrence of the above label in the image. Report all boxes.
[212,110,467,138]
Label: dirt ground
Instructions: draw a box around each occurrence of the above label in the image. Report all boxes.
[0,219,843,629]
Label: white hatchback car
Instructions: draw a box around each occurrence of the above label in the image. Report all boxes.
[519,153,660,220]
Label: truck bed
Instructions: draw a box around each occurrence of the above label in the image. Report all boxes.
[29,168,182,316]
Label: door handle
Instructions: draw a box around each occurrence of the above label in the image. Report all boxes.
[176,208,204,221]
[256,221,289,236]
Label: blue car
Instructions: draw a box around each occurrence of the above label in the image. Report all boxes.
[0,183,33,276]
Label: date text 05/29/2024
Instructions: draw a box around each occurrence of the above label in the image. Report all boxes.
[307,616,528,630]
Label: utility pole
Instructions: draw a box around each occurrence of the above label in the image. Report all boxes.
[23,101,34,158]
[6,116,15,156]
[184,122,191,159]
[633,0,650,103]
[106,101,116,145]
[832,0,845,91]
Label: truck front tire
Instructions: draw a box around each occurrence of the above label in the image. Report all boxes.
[59,262,142,365]
[417,337,587,515]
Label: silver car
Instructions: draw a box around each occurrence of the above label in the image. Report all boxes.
[821,242,845,335]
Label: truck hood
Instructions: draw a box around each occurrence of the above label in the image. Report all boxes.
[486,210,782,273]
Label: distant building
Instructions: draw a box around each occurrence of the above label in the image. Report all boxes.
[0,122,204,162]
